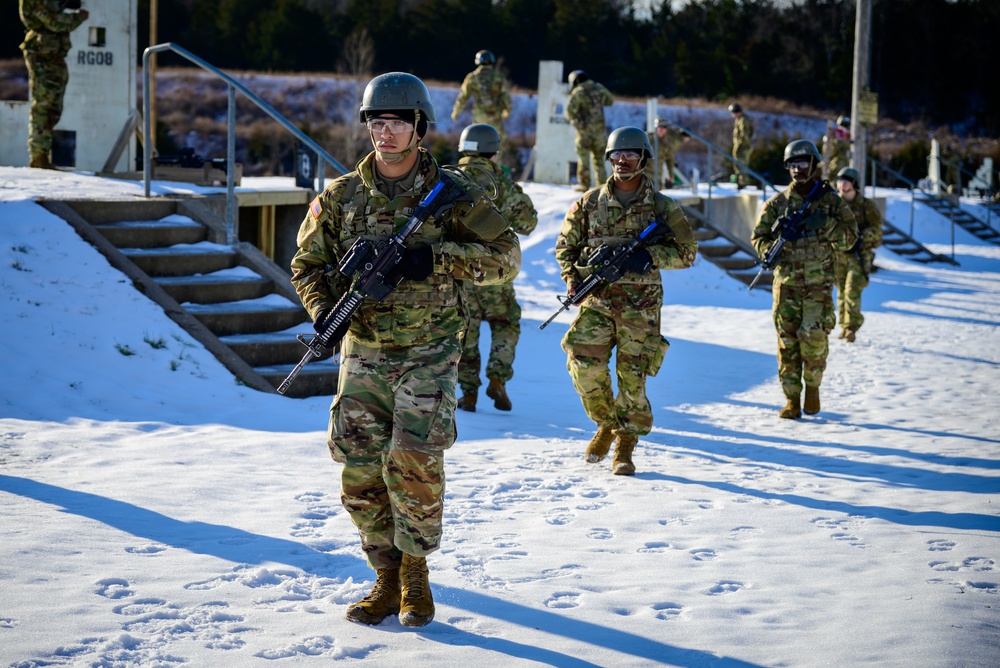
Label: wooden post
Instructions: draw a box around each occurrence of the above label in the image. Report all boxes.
[850,0,872,190]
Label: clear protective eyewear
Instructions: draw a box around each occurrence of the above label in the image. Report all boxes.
[788,158,812,170]
[609,149,641,162]
[366,118,414,134]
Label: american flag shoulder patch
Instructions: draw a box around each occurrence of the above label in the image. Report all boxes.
[310,196,323,219]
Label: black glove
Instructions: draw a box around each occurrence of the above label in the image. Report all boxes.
[780,222,802,243]
[399,245,434,281]
[623,247,654,275]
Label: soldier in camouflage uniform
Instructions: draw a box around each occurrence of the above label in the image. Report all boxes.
[454,123,537,413]
[566,70,614,192]
[290,73,520,628]
[451,50,512,146]
[729,102,754,189]
[19,0,89,169]
[644,119,689,189]
[752,140,858,419]
[822,116,851,179]
[834,167,882,342]
[557,127,697,476]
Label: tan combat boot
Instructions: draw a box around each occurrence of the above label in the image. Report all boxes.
[612,433,638,476]
[29,154,54,170]
[804,386,821,415]
[844,330,856,343]
[345,567,400,625]
[585,425,615,463]
[485,378,511,411]
[399,553,434,627]
[457,389,477,412]
[779,396,802,419]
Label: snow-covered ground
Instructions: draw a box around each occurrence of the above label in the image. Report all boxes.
[1,166,998,667]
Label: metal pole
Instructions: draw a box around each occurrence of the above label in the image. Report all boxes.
[149,0,158,157]
[850,0,872,189]
[227,85,236,245]
[143,51,151,197]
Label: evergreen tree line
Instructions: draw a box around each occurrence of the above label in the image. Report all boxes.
[2,0,996,135]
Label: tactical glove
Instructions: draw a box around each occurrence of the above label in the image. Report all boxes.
[622,248,654,275]
[780,221,803,242]
[399,245,434,281]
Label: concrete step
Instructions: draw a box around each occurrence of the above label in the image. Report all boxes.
[256,358,340,399]
[698,240,741,257]
[122,242,238,276]
[92,215,206,248]
[184,294,308,336]
[219,329,333,367]
[156,269,273,304]
[712,256,759,271]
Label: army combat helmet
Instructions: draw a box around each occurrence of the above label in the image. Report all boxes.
[728,102,743,113]
[783,139,822,183]
[605,126,653,180]
[475,50,495,66]
[359,72,435,163]
[568,70,589,89]
[837,167,861,186]
[459,123,501,156]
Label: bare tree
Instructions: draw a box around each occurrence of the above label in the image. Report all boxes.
[337,28,376,166]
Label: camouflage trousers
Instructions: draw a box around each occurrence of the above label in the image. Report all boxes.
[561,305,659,436]
[22,50,69,161]
[458,283,521,393]
[772,280,836,399]
[575,127,608,189]
[834,250,872,333]
[733,145,752,186]
[326,335,461,569]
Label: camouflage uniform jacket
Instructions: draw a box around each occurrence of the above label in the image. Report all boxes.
[556,174,698,315]
[732,114,754,151]
[752,181,858,285]
[290,149,521,348]
[457,155,537,236]
[845,195,883,253]
[452,66,511,122]
[566,80,614,136]
[19,0,86,56]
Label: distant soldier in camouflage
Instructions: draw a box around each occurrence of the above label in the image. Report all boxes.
[557,127,697,475]
[451,50,512,146]
[644,118,689,189]
[729,102,754,189]
[822,116,851,179]
[19,0,89,169]
[291,73,520,628]
[566,70,614,191]
[834,167,882,342]
[454,123,537,413]
[752,140,858,419]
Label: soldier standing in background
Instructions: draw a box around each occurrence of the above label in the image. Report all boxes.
[644,119,689,189]
[556,127,697,476]
[822,116,851,179]
[455,123,537,413]
[729,102,754,189]
[19,0,89,169]
[752,140,858,419]
[291,73,520,628]
[451,50,512,146]
[834,167,882,342]
[566,70,614,192]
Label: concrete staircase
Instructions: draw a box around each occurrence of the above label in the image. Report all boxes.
[41,198,338,398]
[916,194,1000,245]
[879,218,959,266]
[679,200,770,289]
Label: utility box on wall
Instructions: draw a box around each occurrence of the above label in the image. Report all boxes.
[0,0,138,172]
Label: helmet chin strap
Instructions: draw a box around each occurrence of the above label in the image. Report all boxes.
[791,159,819,184]
[373,111,422,164]
[613,157,645,181]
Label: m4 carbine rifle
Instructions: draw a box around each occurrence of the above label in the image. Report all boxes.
[539,218,670,330]
[747,180,828,290]
[277,171,471,395]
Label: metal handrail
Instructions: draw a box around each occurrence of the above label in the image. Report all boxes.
[142,42,349,244]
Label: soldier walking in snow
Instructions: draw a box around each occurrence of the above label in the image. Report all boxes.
[451,50,512,146]
[556,127,697,475]
[291,73,520,628]
[752,140,858,419]
[729,102,754,189]
[19,0,89,169]
[566,70,614,192]
[834,167,882,342]
[454,123,537,413]
[644,118,689,189]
